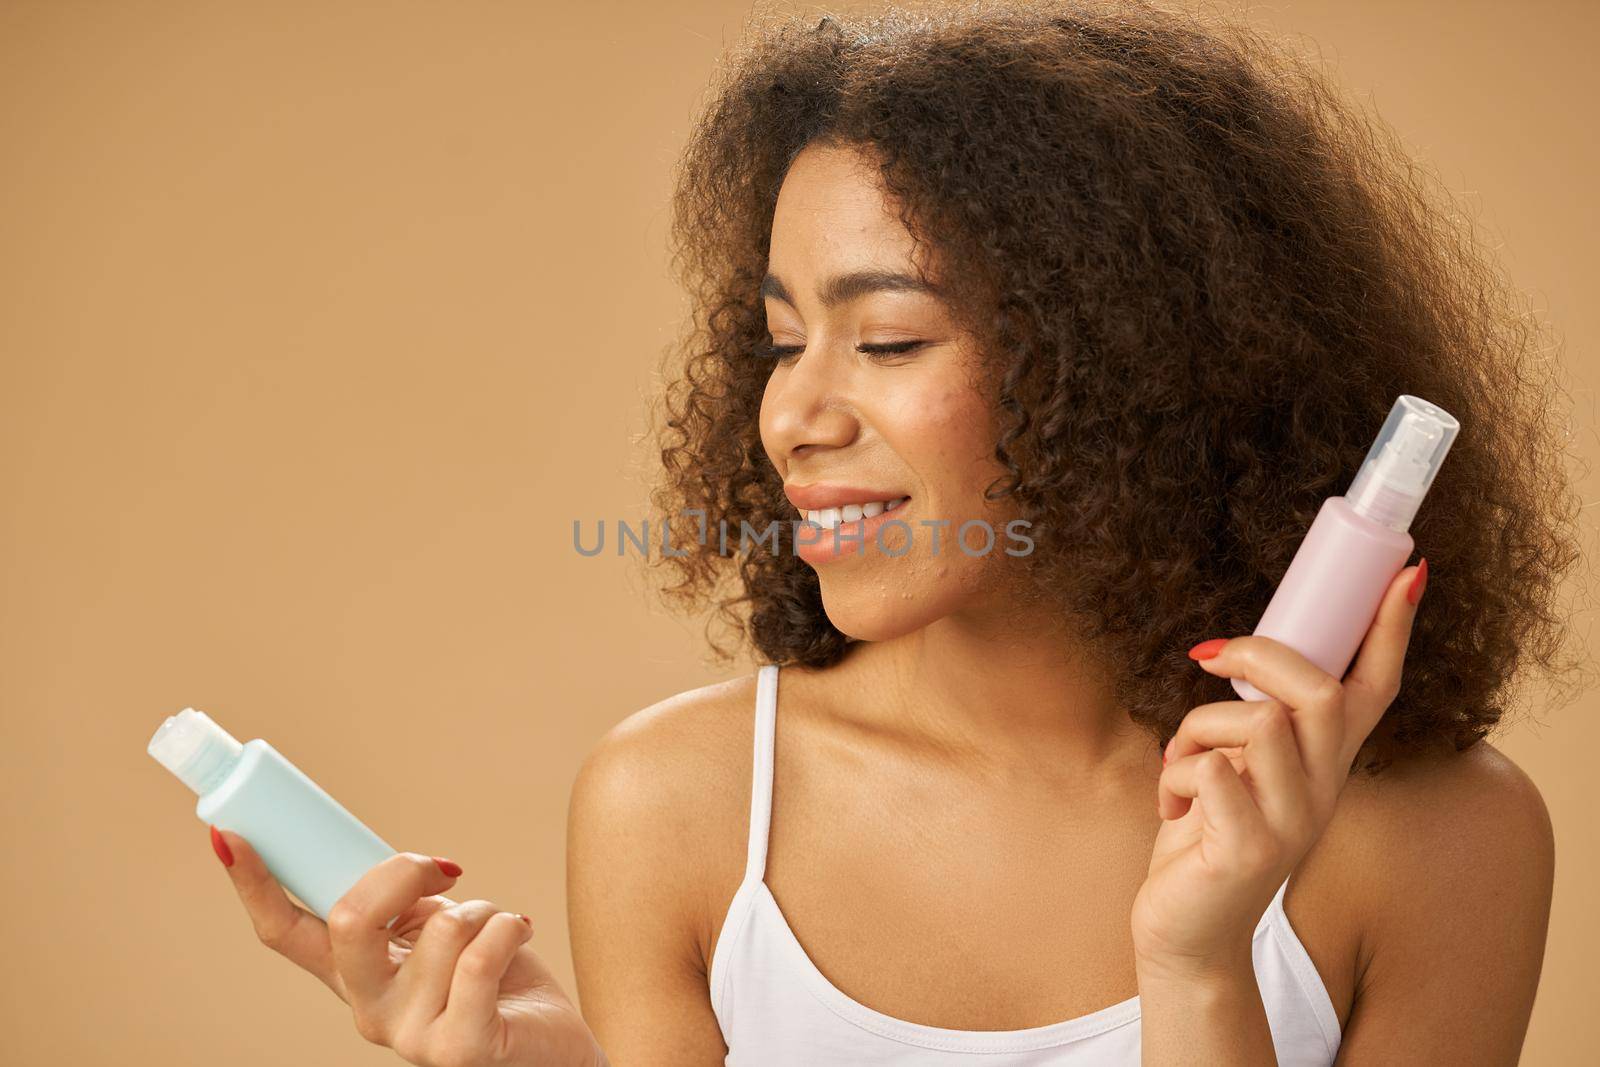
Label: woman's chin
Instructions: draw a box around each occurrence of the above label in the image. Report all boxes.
[818,594,941,643]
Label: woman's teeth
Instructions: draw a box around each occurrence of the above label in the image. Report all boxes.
[803,496,909,529]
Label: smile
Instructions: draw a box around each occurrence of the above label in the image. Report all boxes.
[801,496,910,529]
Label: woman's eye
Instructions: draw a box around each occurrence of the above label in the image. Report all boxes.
[857,340,925,360]
[754,340,926,362]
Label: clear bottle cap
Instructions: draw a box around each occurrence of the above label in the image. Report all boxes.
[1345,394,1460,532]
[148,708,244,796]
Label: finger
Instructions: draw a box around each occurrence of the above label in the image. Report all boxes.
[442,911,535,1030]
[1163,699,1264,767]
[1191,635,1345,784]
[396,899,506,1026]
[1161,702,1312,830]
[327,852,463,1007]
[1163,750,1275,873]
[1176,702,1317,840]
[1161,701,1251,820]
[387,894,460,944]
[1339,561,1426,754]
[215,827,343,997]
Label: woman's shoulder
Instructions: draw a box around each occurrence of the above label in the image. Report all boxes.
[1305,738,1553,920]
[566,673,771,1029]
[567,671,765,960]
[1325,738,1553,879]
[571,669,763,834]
[1291,738,1554,1028]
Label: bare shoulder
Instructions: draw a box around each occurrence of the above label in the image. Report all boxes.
[1330,738,1554,890]
[566,671,760,956]
[1308,739,1555,1062]
[569,672,759,843]
[565,671,762,1060]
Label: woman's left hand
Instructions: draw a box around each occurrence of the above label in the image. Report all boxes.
[1130,559,1427,976]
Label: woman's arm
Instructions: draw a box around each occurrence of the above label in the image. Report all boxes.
[1137,566,1426,1064]
[1135,950,1276,1064]
[1140,570,1554,1064]
[567,701,737,1067]
[1333,743,1555,1064]
[1138,741,1554,1066]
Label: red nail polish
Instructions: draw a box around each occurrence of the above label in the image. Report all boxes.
[1187,638,1227,660]
[210,825,234,868]
[433,856,463,877]
[1407,557,1428,605]
[517,914,532,928]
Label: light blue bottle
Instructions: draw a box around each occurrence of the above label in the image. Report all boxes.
[149,707,397,919]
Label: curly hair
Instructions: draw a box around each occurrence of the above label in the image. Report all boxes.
[645,0,1594,775]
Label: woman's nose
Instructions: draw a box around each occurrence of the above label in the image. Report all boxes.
[762,348,859,459]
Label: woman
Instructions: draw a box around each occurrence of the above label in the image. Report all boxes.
[212,2,1583,1063]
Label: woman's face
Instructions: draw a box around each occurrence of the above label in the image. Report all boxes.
[759,141,1026,640]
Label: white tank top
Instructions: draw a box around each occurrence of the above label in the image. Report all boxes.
[709,664,1343,1064]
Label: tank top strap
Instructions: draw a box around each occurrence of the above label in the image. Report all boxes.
[742,663,780,885]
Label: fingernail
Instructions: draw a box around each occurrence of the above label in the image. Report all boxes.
[209,825,234,868]
[1407,557,1428,605]
[1187,638,1228,661]
[516,913,532,928]
[1162,741,1170,765]
[433,856,463,877]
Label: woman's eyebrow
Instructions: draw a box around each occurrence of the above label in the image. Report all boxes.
[760,268,943,310]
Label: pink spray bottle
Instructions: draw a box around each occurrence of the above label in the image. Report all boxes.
[1232,394,1459,703]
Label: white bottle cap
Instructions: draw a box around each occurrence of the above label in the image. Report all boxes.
[148,708,244,795]
[1345,394,1460,532]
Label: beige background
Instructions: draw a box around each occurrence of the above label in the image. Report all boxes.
[1,1,1594,1063]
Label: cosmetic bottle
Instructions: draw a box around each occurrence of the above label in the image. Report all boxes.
[1232,394,1459,703]
[149,708,396,919]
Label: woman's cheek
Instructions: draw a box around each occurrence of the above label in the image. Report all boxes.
[898,380,982,446]
[901,386,1000,491]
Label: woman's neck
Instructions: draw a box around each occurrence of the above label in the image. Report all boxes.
[837,600,1153,782]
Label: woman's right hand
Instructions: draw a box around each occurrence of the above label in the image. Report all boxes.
[211,827,606,1067]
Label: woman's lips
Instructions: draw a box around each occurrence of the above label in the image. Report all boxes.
[794,496,913,564]
[783,482,911,511]
[798,494,910,529]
